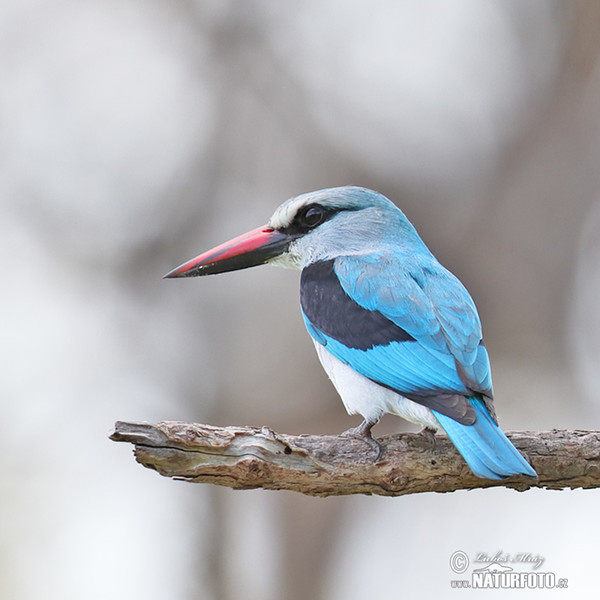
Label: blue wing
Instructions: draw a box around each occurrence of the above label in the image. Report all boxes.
[334,252,493,398]
[300,255,537,479]
[300,254,493,424]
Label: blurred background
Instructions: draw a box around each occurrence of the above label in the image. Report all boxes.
[3,0,600,598]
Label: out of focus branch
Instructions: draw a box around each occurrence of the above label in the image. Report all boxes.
[110,422,600,496]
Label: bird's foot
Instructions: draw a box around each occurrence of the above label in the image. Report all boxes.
[418,426,438,450]
[341,420,383,461]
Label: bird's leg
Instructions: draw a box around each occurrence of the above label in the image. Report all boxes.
[341,419,375,438]
[418,426,438,450]
[341,419,383,461]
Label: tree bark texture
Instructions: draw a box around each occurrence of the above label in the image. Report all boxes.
[110,421,600,497]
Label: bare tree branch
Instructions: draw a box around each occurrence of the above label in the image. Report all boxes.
[110,421,600,496]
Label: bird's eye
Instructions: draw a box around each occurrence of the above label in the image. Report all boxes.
[299,204,327,229]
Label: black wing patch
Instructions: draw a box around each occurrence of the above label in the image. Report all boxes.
[300,260,415,351]
[405,391,476,425]
[301,260,480,426]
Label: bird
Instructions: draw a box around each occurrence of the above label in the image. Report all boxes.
[165,186,537,480]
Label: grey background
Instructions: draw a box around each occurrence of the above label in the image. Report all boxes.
[2,1,599,598]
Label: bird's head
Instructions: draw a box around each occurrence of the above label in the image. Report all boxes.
[164,186,422,278]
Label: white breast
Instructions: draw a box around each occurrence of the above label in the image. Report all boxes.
[313,340,440,430]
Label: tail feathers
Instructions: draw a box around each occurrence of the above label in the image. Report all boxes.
[433,398,537,480]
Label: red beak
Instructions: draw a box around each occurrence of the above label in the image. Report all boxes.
[164,225,294,278]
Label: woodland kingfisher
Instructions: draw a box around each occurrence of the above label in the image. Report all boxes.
[165,186,537,480]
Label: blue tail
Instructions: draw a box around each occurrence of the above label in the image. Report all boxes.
[433,398,537,480]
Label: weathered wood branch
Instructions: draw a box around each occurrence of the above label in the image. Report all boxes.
[110,421,600,496]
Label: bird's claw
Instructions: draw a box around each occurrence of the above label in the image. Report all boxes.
[418,426,438,450]
[341,421,383,461]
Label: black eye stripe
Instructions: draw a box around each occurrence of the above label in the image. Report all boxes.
[279,203,338,235]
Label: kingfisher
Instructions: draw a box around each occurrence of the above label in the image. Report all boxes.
[165,186,536,480]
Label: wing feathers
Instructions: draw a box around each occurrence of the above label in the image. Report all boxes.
[300,254,494,424]
[300,260,414,350]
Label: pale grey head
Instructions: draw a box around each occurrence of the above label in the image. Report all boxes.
[266,186,424,269]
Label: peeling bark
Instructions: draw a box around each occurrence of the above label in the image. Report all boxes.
[110,421,600,496]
